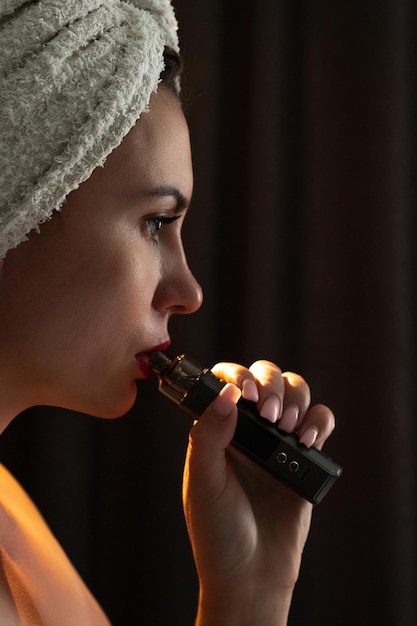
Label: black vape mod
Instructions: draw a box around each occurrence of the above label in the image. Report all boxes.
[150,352,342,505]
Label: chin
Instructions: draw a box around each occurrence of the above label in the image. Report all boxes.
[94,396,138,419]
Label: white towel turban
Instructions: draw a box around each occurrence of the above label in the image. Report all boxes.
[0,0,179,258]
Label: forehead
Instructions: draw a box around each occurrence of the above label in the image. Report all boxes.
[92,86,193,199]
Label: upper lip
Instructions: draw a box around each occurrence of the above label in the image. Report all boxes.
[138,339,171,356]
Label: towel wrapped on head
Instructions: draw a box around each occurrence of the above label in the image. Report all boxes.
[0,0,179,258]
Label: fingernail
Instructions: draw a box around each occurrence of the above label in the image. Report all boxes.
[279,405,299,433]
[212,384,241,421]
[299,426,319,448]
[241,379,259,403]
[260,395,281,423]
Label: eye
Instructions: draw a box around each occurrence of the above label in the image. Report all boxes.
[145,215,180,241]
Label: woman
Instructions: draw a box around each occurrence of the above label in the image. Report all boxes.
[0,1,335,624]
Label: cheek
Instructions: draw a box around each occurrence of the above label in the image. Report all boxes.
[37,256,159,380]
[105,245,160,305]
[75,244,161,338]
[8,228,161,363]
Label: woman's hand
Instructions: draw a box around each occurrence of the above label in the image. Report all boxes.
[182,360,335,626]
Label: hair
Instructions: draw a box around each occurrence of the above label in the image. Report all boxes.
[161,46,183,93]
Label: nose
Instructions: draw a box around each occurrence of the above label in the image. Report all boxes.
[153,248,203,316]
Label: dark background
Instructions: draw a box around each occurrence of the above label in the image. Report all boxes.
[1,1,417,624]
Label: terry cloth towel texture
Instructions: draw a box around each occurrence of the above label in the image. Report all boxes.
[0,0,179,259]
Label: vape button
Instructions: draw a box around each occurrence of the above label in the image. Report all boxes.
[276,452,287,464]
[289,461,299,472]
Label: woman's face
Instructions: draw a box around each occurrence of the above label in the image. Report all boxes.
[0,86,202,418]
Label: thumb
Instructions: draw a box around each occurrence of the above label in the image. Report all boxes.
[190,383,241,451]
[184,383,241,504]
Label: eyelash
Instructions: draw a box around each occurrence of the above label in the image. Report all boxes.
[145,215,180,241]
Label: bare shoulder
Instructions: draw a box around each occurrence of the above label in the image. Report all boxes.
[0,464,110,626]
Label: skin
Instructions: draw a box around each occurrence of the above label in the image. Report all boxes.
[0,86,335,625]
[0,86,202,426]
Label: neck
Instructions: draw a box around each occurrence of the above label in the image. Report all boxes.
[0,369,32,434]
[0,263,36,430]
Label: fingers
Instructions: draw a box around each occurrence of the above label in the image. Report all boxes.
[211,360,309,427]
[296,403,335,450]
[211,360,335,449]
[212,361,285,418]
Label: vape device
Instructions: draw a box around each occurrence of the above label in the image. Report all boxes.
[150,352,342,505]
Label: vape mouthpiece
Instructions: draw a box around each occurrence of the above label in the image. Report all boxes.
[149,351,171,375]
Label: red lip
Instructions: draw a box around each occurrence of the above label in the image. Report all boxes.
[135,340,171,378]
[148,340,171,354]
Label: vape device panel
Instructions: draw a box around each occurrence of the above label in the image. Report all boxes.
[150,352,342,505]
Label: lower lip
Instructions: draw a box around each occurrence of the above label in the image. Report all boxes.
[135,353,152,378]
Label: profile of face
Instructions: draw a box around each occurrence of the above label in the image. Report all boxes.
[0,86,202,419]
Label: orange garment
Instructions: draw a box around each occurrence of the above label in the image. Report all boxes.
[0,465,110,625]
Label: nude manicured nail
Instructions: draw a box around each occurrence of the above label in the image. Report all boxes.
[242,379,259,403]
[212,384,241,420]
[260,395,281,423]
[299,426,319,448]
[279,405,299,432]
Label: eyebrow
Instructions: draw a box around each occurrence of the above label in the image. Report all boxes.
[144,185,189,213]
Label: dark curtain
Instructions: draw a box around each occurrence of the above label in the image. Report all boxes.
[1,1,416,624]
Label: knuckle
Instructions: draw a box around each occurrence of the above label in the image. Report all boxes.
[314,404,336,439]
[282,371,307,389]
[248,360,283,385]
[250,359,283,375]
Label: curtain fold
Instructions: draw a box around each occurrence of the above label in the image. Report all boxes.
[0,1,416,624]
